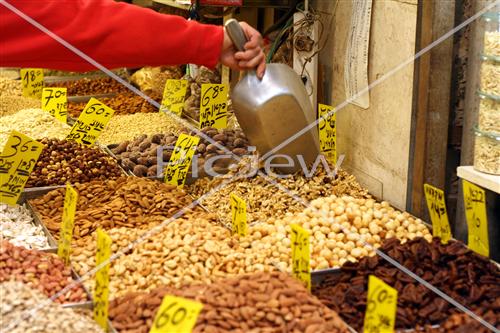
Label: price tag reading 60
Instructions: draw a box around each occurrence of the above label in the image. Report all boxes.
[149,295,203,333]
[363,275,398,333]
[67,98,114,146]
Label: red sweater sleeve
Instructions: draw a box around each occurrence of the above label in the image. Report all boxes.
[0,0,224,71]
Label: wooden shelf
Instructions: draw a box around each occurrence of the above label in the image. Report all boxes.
[153,0,191,10]
[457,166,500,194]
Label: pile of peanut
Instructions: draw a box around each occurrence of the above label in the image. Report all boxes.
[110,271,349,333]
[0,241,87,303]
[29,177,199,241]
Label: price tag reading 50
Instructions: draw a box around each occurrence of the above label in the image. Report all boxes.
[363,275,398,333]
[199,83,228,129]
[423,183,451,244]
[149,295,203,333]
[290,224,311,290]
[463,180,489,257]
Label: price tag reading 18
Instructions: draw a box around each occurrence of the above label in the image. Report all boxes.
[423,183,451,244]
[0,131,44,205]
[164,134,200,188]
[230,193,247,237]
[463,180,489,257]
[20,68,44,99]
[57,184,78,265]
[290,224,311,290]
[42,87,68,123]
[67,98,114,146]
[161,79,188,116]
[199,83,228,129]
[94,228,112,331]
[318,103,337,164]
[363,275,398,333]
[149,295,203,333]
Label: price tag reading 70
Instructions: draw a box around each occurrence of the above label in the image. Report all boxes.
[363,275,398,333]
[149,295,203,333]
[0,131,44,205]
[423,183,451,244]
[67,98,114,146]
[290,224,311,290]
[463,180,489,257]
[42,87,68,123]
[199,83,228,129]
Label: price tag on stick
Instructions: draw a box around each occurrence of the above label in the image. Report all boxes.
[423,183,451,244]
[290,224,311,290]
[57,184,78,265]
[318,103,337,164]
[150,295,203,333]
[67,98,114,146]
[161,79,188,116]
[199,83,228,129]
[94,229,112,331]
[463,180,489,257]
[363,275,398,333]
[20,68,44,99]
[230,193,247,237]
[164,134,200,188]
[0,131,44,205]
[42,87,68,123]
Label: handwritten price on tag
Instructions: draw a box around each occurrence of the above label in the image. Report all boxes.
[363,275,398,333]
[149,295,203,333]
[42,87,67,123]
[164,134,199,188]
[161,79,188,116]
[0,131,44,205]
[463,180,489,257]
[230,193,247,237]
[20,68,44,99]
[291,224,311,290]
[199,84,228,129]
[318,103,337,164]
[423,183,451,244]
[94,229,112,331]
[67,98,114,146]
[57,184,78,265]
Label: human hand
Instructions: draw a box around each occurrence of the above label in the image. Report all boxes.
[220,21,266,79]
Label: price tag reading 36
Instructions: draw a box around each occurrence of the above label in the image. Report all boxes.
[42,87,68,123]
[363,275,398,333]
[290,224,311,290]
[318,103,337,164]
[230,193,247,237]
[149,295,203,333]
[463,180,489,257]
[0,131,43,205]
[20,68,44,98]
[67,98,114,146]
[94,229,112,331]
[423,184,451,244]
[57,184,78,265]
[161,79,188,116]
[164,134,200,188]
[199,83,228,129]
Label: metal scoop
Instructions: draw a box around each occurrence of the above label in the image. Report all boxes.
[225,19,320,174]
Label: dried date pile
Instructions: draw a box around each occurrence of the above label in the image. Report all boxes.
[312,237,500,330]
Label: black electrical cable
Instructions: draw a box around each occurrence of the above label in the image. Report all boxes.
[263,0,300,37]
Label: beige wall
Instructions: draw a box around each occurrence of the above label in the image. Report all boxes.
[314,0,418,209]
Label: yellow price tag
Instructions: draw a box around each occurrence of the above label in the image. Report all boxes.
[94,228,112,331]
[423,183,451,244]
[161,79,188,116]
[67,98,114,146]
[463,180,489,257]
[57,184,78,265]
[290,224,311,290]
[149,295,203,333]
[164,134,199,188]
[199,83,228,129]
[230,193,247,237]
[363,275,398,333]
[20,68,44,99]
[318,103,336,164]
[0,131,44,205]
[42,87,68,123]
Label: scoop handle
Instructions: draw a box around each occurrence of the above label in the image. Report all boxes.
[225,19,248,52]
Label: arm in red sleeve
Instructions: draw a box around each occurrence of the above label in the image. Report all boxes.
[0,0,224,71]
